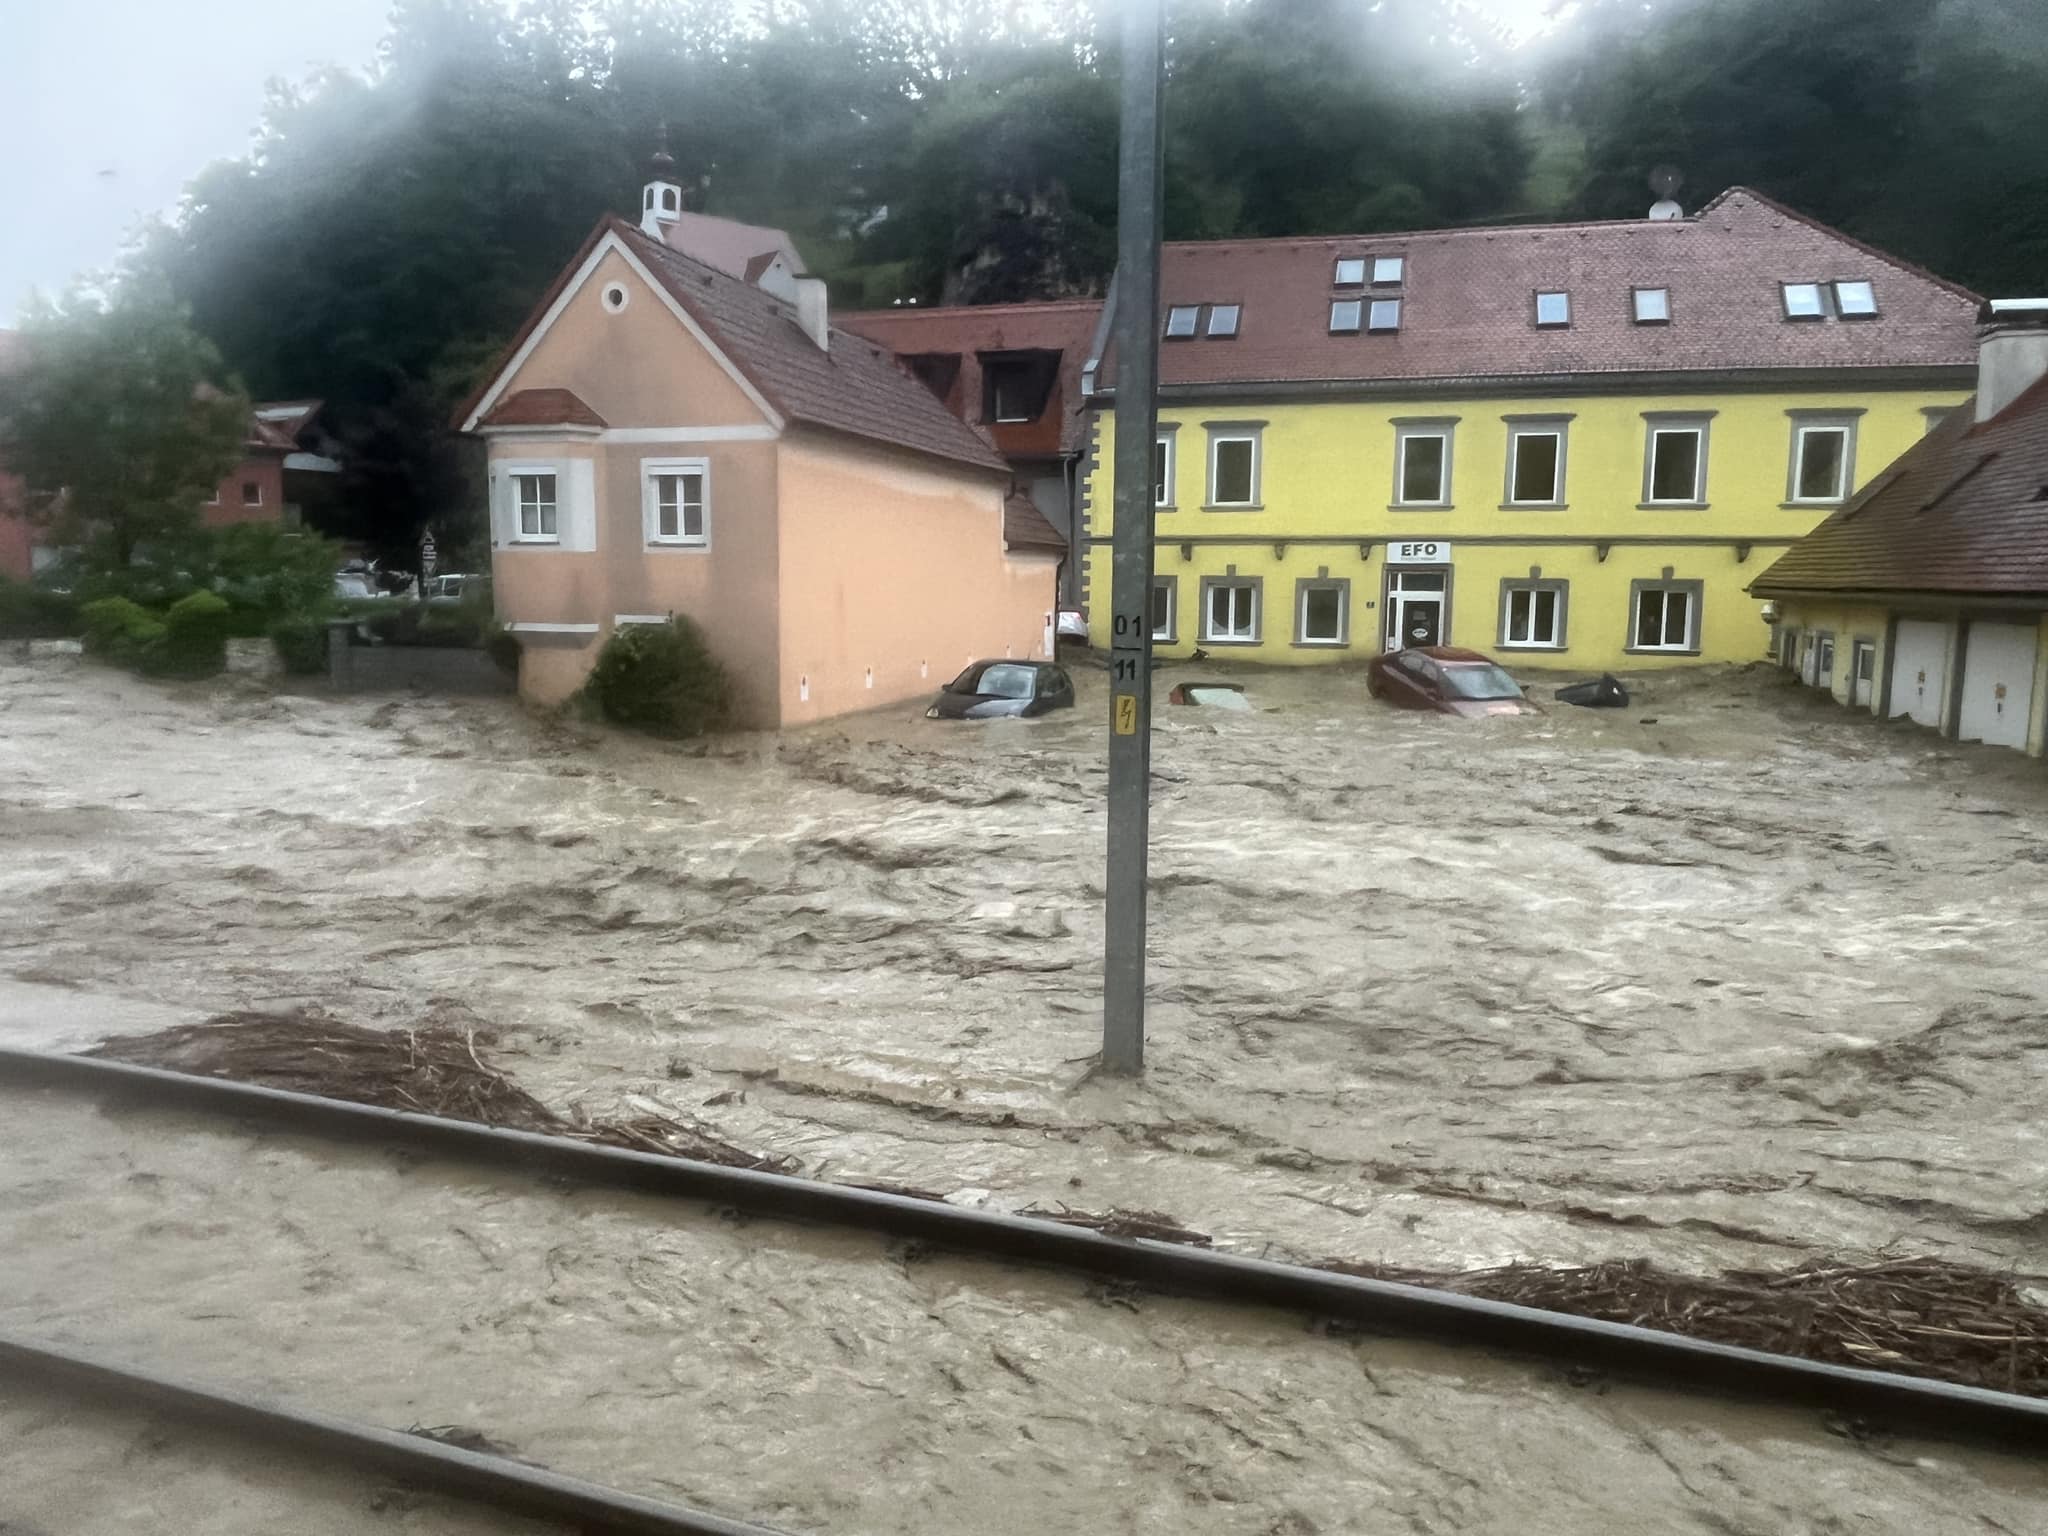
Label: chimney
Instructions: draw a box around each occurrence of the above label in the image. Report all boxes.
[1976,299,2048,423]
[794,277,830,351]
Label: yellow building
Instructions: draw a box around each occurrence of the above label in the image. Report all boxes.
[1081,189,1978,671]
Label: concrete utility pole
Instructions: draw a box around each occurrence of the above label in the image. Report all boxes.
[1102,0,1165,1076]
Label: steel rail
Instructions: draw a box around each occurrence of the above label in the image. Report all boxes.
[0,1331,788,1536]
[6,1045,2046,1449]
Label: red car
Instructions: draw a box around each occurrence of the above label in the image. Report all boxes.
[1366,646,1541,717]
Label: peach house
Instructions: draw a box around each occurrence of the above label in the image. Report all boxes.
[457,154,1061,725]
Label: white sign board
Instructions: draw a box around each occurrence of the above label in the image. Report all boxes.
[1385,540,1451,565]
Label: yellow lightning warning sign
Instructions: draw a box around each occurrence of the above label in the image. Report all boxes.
[1113,694,1139,735]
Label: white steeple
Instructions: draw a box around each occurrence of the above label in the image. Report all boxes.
[640,124,683,238]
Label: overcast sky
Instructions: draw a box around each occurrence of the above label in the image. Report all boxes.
[3,0,1559,325]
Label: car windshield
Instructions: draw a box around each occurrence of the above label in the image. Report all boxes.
[1437,663,1524,701]
[951,663,1037,700]
[1183,687,1252,711]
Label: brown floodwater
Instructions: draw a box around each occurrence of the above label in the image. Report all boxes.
[4,1088,2047,1535]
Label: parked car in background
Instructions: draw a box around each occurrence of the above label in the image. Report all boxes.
[926,660,1077,720]
[1366,647,1540,717]
[423,573,485,603]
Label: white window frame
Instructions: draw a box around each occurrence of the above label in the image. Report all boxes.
[1206,304,1240,338]
[1781,282,1826,320]
[241,481,263,507]
[1534,290,1571,327]
[1504,421,1569,507]
[207,487,222,506]
[1392,422,1453,507]
[1200,578,1260,644]
[1499,581,1566,650]
[1334,258,1366,287]
[1632,287,1670,324]
[1367,298,1402,332]
[1164,305,1200,339]
[1833,279,1877,318]
[1205,429,1261,509]
[1150,576,1177,643]
[989,364,1036,423]
[1295,580,1348,647]
[1642,417,1710,506]
[1153,431,1176,508]
[1629,583,1699,653]
[1371,256,1404,285]
[1789,422,1853,503]
[1330,299,1362,334]
[642,457,710,547]
[504,463,561,544]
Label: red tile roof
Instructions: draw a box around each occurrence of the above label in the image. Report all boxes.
[1752,375,2048,597]
[479,387,608,430]
[1002,488,1067,555]
[839,301,1104,457]
[659,210,805,281]
[1100,188,1978,395]
[615,221,1009,477]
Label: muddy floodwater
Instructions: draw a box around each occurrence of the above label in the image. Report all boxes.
[6,648,2048,1278]
[5,1089,2048,1535]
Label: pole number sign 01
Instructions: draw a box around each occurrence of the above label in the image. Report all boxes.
[1385,540,1451,565]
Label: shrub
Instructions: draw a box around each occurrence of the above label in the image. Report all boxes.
[584,617,734,738]
[207,524,340,632]
[0,577,82,639]
[153,590,232,677]
[80,596,166,667]
[269,615,330,675]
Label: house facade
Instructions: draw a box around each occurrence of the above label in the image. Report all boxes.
[458,164,1058,726]
[838,300,1102,606]
[1081,190,1979,671]
[1752,300,2048,756]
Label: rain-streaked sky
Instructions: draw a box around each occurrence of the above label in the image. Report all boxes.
[2,0,1563,323]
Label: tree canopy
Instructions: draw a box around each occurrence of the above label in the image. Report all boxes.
[125,0,2047,557]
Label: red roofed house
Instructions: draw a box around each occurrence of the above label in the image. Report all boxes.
[456,144,1060,723]
[838,299,1103,606]
[1084,188,1980,671]
[1753,300,2048,755]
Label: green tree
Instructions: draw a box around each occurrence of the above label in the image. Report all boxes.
[0,287,248,571]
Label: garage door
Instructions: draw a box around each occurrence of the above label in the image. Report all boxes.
[1888,620,1950,730]
[1957,622,2039,751]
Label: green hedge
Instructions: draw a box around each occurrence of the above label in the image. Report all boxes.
[80,597,168,668]
[79,592,229,678]
[0,577,82,639]
[584,617,734,738]
[269,616,329,675]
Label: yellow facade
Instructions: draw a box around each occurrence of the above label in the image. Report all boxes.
[1083,389,1965,671]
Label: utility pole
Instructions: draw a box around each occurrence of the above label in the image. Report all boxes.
[1102,0,1165,1076]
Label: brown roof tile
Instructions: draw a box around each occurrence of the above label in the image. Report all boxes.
[480,386,608,430]
[617,221,1008,477]
[1002,488,1067,555]
[1752,376,2048,598]
[659,210,805,280]
[1101,188,1978,394]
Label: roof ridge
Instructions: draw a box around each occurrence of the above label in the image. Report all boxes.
[1698,186,1982,306]
[1163,214,1694,254]
[841,299,1104,317]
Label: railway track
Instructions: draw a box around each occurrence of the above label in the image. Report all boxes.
[4,1042,2048,1534]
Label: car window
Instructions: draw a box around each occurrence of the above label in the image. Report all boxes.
[950,662,1038,700]
[1396,653,1434,680]
[1438,663,1524,701]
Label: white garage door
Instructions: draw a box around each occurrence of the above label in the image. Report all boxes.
[1888,620,1950,730]
[1957,622,2039,751]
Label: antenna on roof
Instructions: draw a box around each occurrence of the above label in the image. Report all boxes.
[1647,165,1685,221]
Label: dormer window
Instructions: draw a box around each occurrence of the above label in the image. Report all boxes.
[1535,291,1570,327]
[1164,305,1201,339]
[1367,298,1401,332]
[1334,258,1366,287]
[1633,287,1670,324]
[982,351,1058,424]
[1330,300,1362,334]
[1207,304,1241,338]
[1834,280,1878,318]
[1782,282,1826,320]
[1372,256,1404,285]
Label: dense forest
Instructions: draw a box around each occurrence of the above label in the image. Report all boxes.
[133,0,2046,556]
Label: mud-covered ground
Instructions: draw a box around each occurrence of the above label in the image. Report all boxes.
[7,1089,2048,1536]
[3,645,2047,1282]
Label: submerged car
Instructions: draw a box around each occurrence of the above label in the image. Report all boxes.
[1168,681,1254,711]
[1366,646,1540,717]
[926,660,1077,720]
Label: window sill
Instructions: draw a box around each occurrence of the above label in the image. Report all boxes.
[1154,504,1178,513]
[1388,502,1451,512]
[648,539,710,550]
[1500,502,1569,512]
[1624,646,1702,657]
[1291,639,1350,649]
[509,537,562,546]
[1201,503,1264,512]
[1198,635,1262,647]
[1638,501,1709,511]
[1781,500,1844,510]
[1499,642,1567,652]
[1151,635,1176,647]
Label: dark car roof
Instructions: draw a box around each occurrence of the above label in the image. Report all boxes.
[1403,646,1493,665]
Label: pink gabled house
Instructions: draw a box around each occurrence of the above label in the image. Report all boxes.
[456,147,1062,725]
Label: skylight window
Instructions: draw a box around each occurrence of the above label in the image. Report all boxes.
[1334,258,1366,287]
[1633,287,1670,324]
[1330,299,1363,333]
[1782,283,1826,320]
[1834,280,1877,318]
[1372,257,1404,285]
[1368,298,1402,332]
[1164,305,1200,338]
[1207,304,1241,337]
[1535,290,1570,327]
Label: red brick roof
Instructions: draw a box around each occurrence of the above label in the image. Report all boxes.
[839,300,1103,457]
[1101,188,1978,394]
[479,387,608,430]
[616,221,1009,477]
[1002,487,1066,555]
[1752,376,2048,598]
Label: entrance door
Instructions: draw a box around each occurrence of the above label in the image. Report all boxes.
[1386,570,1448,650]
[1889,620,1951,729]
[1851,641,1875,708]
[1957,622,2038,750]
